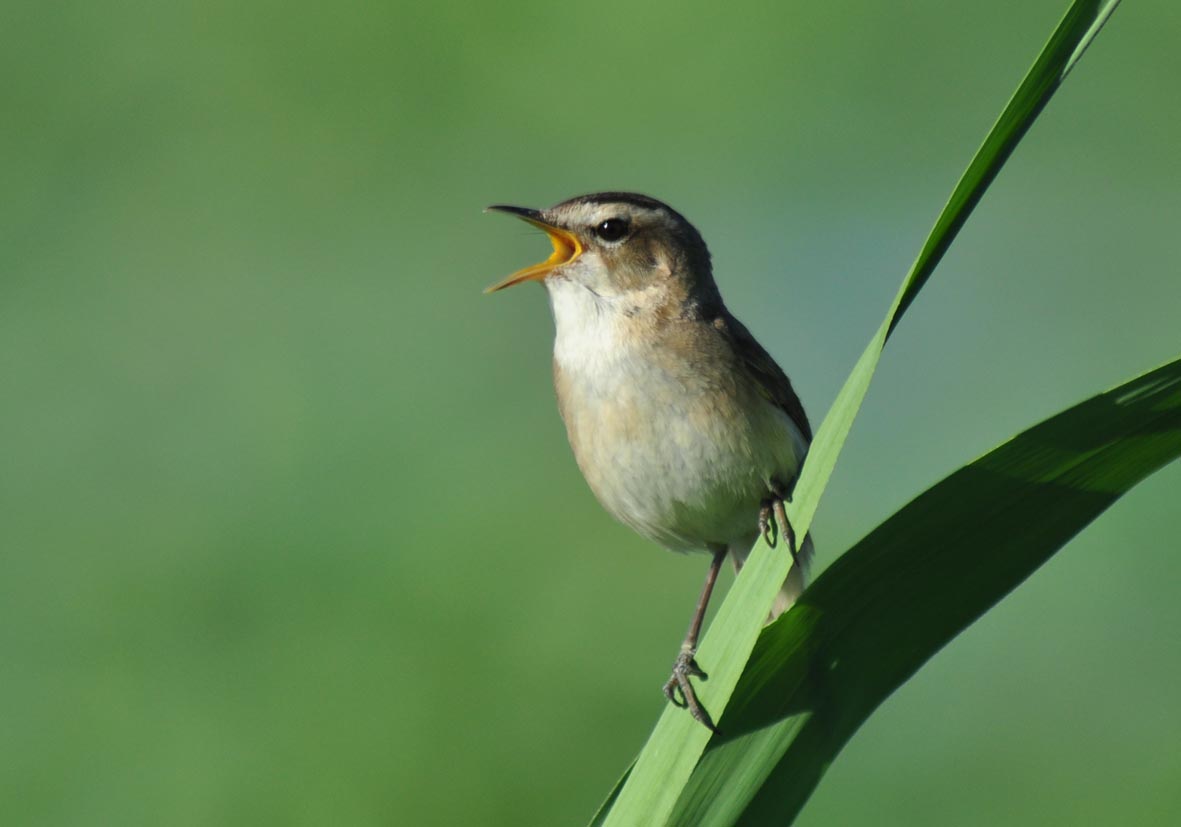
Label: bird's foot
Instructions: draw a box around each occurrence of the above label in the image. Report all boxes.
[759,495,799,563]
[662,648,718,732]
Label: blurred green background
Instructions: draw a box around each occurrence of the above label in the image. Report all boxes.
[4,1,1179,824]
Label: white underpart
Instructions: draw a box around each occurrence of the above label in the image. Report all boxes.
[547,276,808,557]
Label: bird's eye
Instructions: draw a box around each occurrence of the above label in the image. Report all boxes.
[594,218,630,242]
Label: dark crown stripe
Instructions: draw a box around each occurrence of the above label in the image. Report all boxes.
[562,192,672,213]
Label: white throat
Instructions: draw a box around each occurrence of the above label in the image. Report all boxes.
[547,277,632,376]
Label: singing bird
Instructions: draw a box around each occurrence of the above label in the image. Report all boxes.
[487,192,811,729]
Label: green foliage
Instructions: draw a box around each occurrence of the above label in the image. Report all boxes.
[674,356,1181,825]
[593,2,1139,824]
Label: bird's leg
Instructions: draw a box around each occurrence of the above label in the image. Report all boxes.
[662,545,727,732]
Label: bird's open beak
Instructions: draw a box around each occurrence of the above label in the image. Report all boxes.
[484,205,582,293]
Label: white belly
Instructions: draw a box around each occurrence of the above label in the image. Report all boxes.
[548,281,806,552]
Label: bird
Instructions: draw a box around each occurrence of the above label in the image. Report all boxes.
[486,192,812,730]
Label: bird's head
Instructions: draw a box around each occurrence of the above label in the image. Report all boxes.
[486,192,721,317]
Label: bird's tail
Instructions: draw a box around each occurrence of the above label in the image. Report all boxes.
[730,533,814,621]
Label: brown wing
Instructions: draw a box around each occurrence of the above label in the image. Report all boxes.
[715,313,812,442]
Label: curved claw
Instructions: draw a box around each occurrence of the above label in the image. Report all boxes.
[758,502,776,548]
[662,675,688,708]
